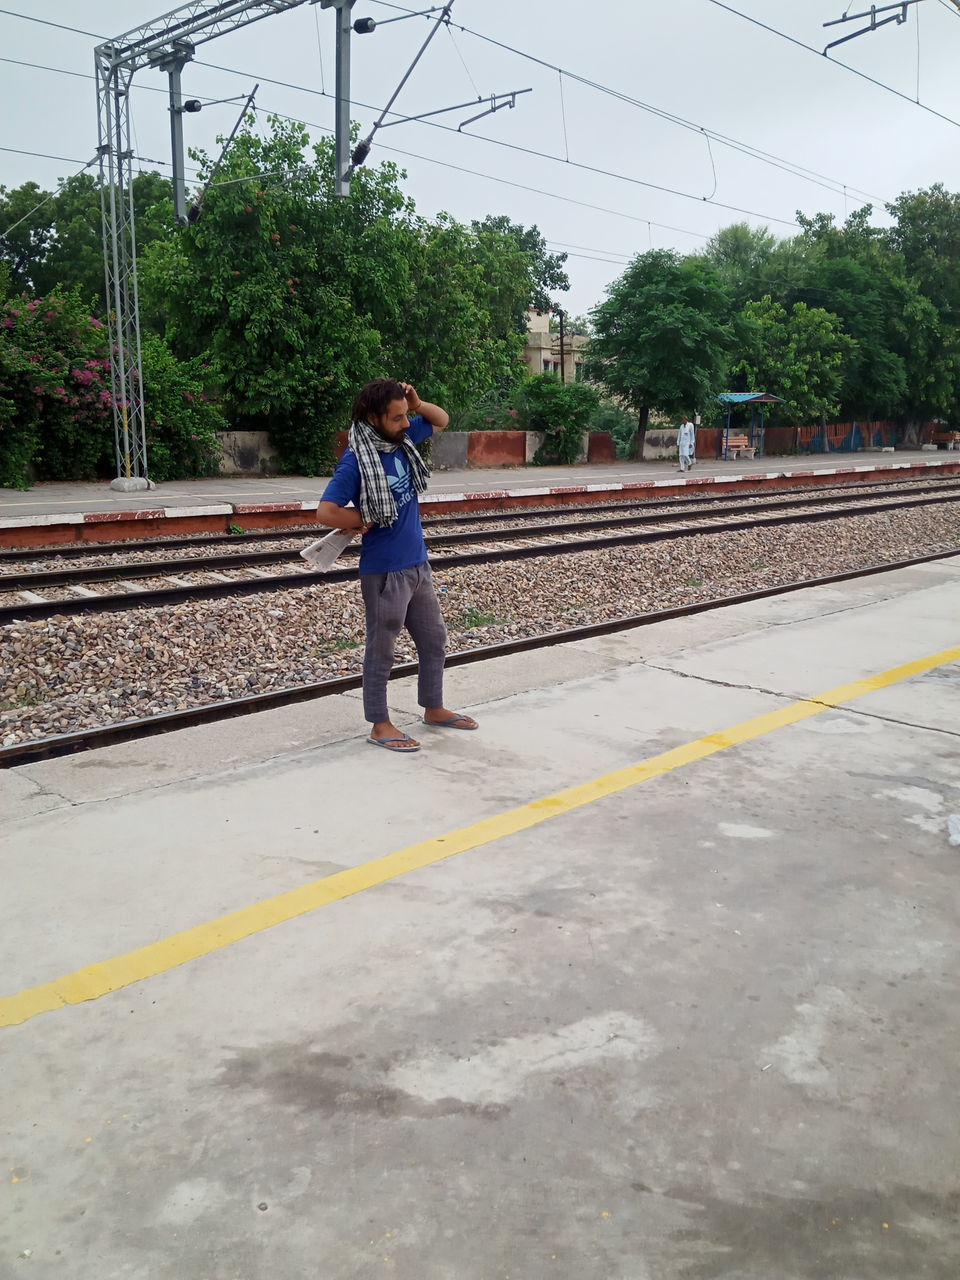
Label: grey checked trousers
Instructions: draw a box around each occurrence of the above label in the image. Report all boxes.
[359,562,447,723]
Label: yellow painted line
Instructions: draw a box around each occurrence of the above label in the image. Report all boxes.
[2,644,958,1029]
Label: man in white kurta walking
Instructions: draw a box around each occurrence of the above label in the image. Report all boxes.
[677,416,696,472]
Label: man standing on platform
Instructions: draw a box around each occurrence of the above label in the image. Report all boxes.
[317,378,478,753]
[677,415,696,472]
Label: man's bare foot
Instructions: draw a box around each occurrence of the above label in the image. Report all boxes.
[422,708,479,730]
[369,720,421,751]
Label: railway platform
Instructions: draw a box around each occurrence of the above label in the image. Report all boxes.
[2,450,959,546]
[2,557,959,1278]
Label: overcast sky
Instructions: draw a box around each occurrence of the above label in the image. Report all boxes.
[2,0,960,315]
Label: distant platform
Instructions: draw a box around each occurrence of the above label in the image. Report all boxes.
[1,451,958,547]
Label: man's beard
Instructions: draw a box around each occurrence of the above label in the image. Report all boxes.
[371,420,407,443]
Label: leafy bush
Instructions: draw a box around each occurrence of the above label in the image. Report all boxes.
[0,288,226,488]
[0,288,114,487]
[588,401,637,459]
[139,335,225,482]
[448,386,521,432]
[518,373,599,464]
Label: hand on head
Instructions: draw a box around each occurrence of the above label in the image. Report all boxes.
[400,382,422,413]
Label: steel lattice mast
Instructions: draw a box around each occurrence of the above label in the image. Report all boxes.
[94,1,348,489]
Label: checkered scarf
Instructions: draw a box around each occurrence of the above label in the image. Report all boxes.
[348,418,431,527]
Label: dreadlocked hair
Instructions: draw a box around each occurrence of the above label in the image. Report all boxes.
[351,378,408,426]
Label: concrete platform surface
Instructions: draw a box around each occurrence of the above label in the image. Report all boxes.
[1,450,957,523]
[2,561,960,1278]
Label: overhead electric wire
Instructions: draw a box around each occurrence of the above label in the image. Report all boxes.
[0,2,891,213]
[4,1,931,242]
[703,0,960,133]
[0,7,100,39]
[0,45,799,234]
[3,42,797,225]
[0,53,253,108]
[548,248,637,266]
[0,50,709,238]
[0,155,98,237]
[547,238,632,259]
[366,0,889,204]
[243,99,720,239]
[0,54,93,84]
[176,54,807,227]
[0,144,96,166]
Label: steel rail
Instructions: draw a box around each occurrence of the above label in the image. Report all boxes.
[3,545,959,768]
[5,483,960,596]
[2,488,960,623]
[2,489,960,626]
[2,472,958,565]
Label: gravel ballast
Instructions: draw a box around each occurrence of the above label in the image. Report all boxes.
[2,505,958,748]
[3,477,957,576]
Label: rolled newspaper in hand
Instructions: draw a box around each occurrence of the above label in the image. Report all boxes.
[300,528,358,571]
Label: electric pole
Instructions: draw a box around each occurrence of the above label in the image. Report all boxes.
[321,0,356,197]
[94,0,524,487]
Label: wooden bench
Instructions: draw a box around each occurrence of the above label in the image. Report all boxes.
[725,433,755,459]
[932,431,960,450]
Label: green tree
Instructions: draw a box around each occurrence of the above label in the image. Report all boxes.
[731,296,856,427]
[394,214,526,416]
[518,372,599,464]
[698,222,780,309]
[0,288,115,486]
[795,255,906,421]
[0,182,54,294]
[141,119,402,473]
[0,287,221,487]
[471,215,569,331]
[587,249,735,455]
[0,171,172,310]
[142,118,536,471]
[797,203,959,437]
[139,334,226,482]
[886,184,960,326]
[893,286,960,444]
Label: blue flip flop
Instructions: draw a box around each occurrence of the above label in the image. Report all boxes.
[368,733,420,752]
[423,714,478,730]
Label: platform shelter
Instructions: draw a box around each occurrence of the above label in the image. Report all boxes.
[716,391,785,459]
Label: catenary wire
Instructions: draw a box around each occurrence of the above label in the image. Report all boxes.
[0,156,99,237]
[703,0,960,132]
[0,59,710,244]
[0,3,892,210]
[176,56,807,226]
[366,0,891,203]
[0,51,765,239]
[245,101,720,237]
[0,44,801,228]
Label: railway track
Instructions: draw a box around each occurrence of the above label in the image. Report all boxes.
[1,472,955,568]
[2,483,960,624]
[3,544,959,768]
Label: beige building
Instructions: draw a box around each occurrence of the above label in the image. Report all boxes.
[521,309,589,383]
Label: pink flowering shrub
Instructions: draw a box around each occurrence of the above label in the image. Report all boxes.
[0,289,224,488]
[0,289,117,487]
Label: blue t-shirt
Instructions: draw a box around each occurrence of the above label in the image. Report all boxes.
[321,416,434,575]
